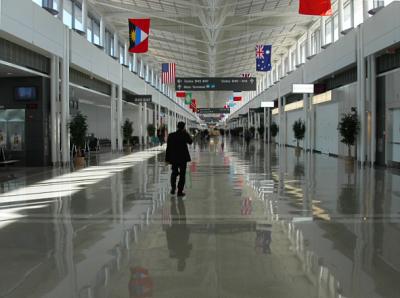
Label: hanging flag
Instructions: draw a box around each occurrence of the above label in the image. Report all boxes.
[256,45,272,72]
[229,102,236,108]
[162,63,176,84]
[190,99,197,112]
[128,19,150,53]
[184,92,193,104]
[229,95,234,102]
[176,91,186,98]
[299,0,332,16]
[241,73,251,78]
[233,92,242,102]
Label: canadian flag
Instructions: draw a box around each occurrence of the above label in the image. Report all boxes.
[176,91,186,98]
[233,92,242,102]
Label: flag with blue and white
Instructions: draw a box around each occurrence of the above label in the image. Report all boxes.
[256,45,272,72]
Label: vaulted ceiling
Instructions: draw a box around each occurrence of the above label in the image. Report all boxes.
[90,0,316,107]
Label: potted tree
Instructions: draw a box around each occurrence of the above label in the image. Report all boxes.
[270,122,279,144]
[292,119,305,156]
[249,126,256,138]
[338,108,360,166]
[257,126,265,139]
[147,124,156,145]
[69,112,88,167]
[122,119,134,152]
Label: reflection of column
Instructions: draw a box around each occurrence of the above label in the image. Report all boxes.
[61,27,70,165]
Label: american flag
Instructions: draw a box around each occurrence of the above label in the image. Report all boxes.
[162,63,176,84]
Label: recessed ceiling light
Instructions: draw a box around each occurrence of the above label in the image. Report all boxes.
[7,72,13,75]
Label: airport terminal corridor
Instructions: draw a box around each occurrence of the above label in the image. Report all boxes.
[1,138,399,298]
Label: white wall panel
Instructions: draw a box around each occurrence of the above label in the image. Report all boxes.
[363,1,400,57]
[70,32,121,85]
[0,0,64,57]
[79,103,111,139]
[315,102,339,155]
[305,29,356,83]
[280,68,303,96]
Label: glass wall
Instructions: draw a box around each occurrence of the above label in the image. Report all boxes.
[63,0,73,28]
[325,19,333,44]
[343,1,353,30]
[300,41,306,63]
[333,13,339,41]
[0,110,25,152]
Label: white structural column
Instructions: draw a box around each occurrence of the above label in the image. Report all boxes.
[117,84,123,151]
[263,108,267,142]
[338,0,344,34]
[357,25,367,163]
[139,103,143,145]
[282,96,287,146]
[370,54,377,165]
[99,17,105,48]
[113,32,119,58]
[144,103,148,144]
[278,96,282,146]
[124,42,129,66]
[320,17,326,47]
[61,28,70,165]
[110,84,117,151]
[81,0,88,33]
[50,55,60,165]
[158,95,161,128]
[57,0,64,21]
[303,93,309,150]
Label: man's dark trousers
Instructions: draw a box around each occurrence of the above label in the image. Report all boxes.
[171,163,187,193]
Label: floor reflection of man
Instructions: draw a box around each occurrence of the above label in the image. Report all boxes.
[255,228,272,254]
[166,197,192,272]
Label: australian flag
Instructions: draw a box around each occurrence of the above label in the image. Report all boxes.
[256,45,272,72]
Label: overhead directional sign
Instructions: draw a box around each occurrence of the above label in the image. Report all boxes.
[197,108,230,114]
[261,101,275,108]
[175,77,257,91]
[125,94,152,103]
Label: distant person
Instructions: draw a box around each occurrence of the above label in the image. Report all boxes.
[165,122,193,196]
[244,129,252,147]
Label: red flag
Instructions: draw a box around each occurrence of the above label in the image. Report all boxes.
[176,91,186,98]
[128,19,150,53]
[233,92,242,102]
[190,99,197,112]
[299,0,332,16]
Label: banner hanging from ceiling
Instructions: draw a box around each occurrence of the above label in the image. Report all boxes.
[129,19,150,53]
[299,0,332,16]
[256,45,272,72]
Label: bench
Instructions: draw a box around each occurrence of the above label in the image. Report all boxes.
[0,147,19,166]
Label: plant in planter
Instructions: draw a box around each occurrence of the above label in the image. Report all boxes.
[122,119,134,151]
[249,126,256,138]
[270,122,279,143]
[147,124,156,137]
[338,109,360,159]
[292,119,306,148]
[257,126,265,138]
[69,112,88,166]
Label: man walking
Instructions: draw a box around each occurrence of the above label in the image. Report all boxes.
[166,122,193,196]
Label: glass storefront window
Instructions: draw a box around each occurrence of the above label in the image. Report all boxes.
[87,16,93,43]
[0,110,25,151]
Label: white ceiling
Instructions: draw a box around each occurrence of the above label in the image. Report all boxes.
[89,0,316,107]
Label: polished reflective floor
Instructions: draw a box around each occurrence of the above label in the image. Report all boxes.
[1,139,400,298]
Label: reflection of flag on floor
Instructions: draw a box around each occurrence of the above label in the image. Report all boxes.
[190,161,197,173]
[129,19,150,53]
[241,198,252,215]
[162,206,171,228]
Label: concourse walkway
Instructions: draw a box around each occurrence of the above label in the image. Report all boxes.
[0,139,400,298]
